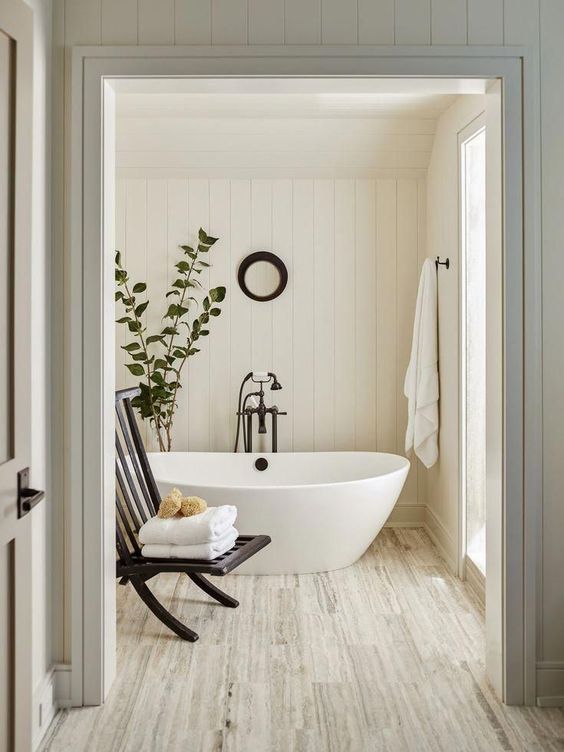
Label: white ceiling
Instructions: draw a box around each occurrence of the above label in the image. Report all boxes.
[114,78,486,176]
[115,76,486,120]
[116,91,459,120]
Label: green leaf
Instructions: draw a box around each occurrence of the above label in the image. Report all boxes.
[210,307,221,317]
[131,352,146,361]
[198,228,218,247]
[146,334,165,345]
[197,261,210,268]
[203,297,210,312]
[153,358,168,370]
[126,363,144,376]
[121,342,140,352]
[161,326,178,336]
[173,348,186,358]
[115,269,127,284]
[175,260,191,273]
[166,290,180,297]
[135,301,149,317]
[181,245,197,259]
[115,291,124,302]
[188,348,200,356]
[127,321,142,333]
[116,316,133,324]
[209,286,226,303]
[115,251,122,267]
[200,329,209,336]
[132,282,146,294]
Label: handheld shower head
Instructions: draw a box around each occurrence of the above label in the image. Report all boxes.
[268,372,282,390]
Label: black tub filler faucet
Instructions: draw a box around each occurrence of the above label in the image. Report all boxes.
[233,372,286,453]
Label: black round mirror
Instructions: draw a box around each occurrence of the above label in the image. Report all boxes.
[238,251,288,302]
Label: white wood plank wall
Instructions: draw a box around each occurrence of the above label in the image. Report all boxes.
[64,0,524,47]
[115,175,426,506]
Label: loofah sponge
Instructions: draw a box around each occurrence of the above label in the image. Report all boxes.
[180,496,208,517]
[157,488,183,519]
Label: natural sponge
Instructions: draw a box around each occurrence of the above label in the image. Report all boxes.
[157,488,183,519]
[180,496,207,517]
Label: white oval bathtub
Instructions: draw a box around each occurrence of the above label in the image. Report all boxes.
[147,451,410,575]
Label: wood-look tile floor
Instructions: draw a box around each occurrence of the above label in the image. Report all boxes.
[41,529,564,752]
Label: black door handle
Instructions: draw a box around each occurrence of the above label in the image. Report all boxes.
[17,468,45,518]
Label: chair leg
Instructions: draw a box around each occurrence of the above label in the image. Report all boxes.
[130,575,199,642]
[188,573,239,609]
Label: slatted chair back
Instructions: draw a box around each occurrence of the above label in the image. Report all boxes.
[115,387,161,563]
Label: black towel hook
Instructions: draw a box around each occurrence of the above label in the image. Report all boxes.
[435,256,450,270]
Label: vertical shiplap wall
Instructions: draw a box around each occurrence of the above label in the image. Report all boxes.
[66,0,518,46]
[115,175,426,508]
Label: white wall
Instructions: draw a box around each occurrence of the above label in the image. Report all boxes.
[115,168,426,511]
[424,95,486,569]
[52,0,564,704]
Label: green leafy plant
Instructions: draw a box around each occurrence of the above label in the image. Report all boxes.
[115,228,226,452]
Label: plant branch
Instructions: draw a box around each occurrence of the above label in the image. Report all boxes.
[121,277,166,452]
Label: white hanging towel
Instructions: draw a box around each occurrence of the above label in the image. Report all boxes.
[404,258,439,468]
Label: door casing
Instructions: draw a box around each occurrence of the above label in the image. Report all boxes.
[68,45,541,707]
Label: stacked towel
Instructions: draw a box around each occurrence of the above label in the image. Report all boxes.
[139,505,238,560]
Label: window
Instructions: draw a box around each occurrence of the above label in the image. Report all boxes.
[460,119,486,576]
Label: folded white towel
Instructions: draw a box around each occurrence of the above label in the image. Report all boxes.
[138,505,237,546]
[141,527,238,560]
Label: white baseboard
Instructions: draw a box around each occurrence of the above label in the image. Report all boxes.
[464,556,485,606]
[385,504,426,527]
[536,662,564,707]
[423,506,457,573]
[32,663,71,750]
[53,663,72,708]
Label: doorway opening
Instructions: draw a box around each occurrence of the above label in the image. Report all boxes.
[107,74,504,699]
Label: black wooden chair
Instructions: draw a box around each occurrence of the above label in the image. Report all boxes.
[115,387,271,641]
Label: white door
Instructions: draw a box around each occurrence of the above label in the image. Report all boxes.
[0,1,37,749]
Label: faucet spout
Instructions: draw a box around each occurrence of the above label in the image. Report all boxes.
[257,400,267,433]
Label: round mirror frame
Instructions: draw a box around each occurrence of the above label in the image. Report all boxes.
[237,251,288,302]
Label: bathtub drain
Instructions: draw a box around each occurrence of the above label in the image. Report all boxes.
[255,457,268,471]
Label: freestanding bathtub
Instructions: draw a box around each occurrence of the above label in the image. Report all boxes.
[147,451,410,575]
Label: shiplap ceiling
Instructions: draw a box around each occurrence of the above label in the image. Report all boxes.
[115,80,484,177]
[117,92,459,120]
